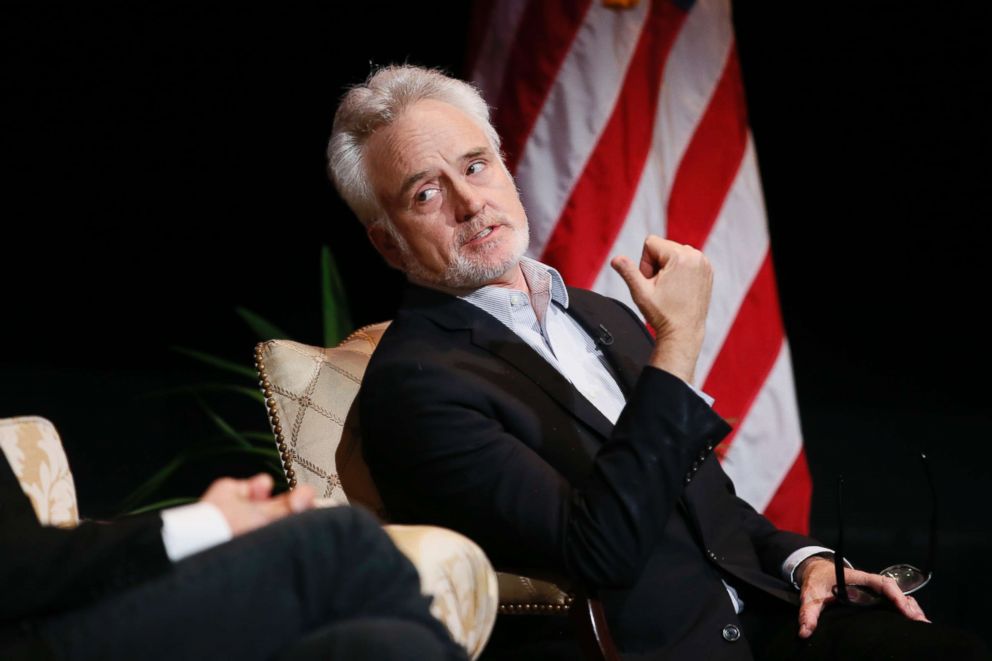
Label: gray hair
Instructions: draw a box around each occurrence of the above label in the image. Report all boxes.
[326,64,502,229]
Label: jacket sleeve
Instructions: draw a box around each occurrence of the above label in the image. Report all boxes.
[362,356,732,590]
[0,461,171,621]
[719,459,824,579]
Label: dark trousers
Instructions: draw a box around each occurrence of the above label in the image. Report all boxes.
[36,506,467,661]
[737,582,990,661]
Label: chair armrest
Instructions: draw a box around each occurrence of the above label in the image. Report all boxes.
[383,524,499,661]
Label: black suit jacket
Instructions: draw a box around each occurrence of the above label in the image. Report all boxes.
[0,457,169,653]
[361,283,820,659]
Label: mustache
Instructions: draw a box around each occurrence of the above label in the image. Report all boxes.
[456,212,510,246]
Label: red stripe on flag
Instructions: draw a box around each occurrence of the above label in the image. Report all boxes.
[665,44,748,249]
[491,0,592,173]
[704,253,785,448]
[762,450,812,534]
[539,0,688,288]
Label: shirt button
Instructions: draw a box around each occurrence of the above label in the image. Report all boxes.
[722,624,741,642]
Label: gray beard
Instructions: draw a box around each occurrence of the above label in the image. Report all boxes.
[393,221,530,291]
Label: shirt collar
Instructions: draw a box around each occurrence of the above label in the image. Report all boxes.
[458,255,569,328]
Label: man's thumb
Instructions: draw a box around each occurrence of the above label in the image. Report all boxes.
[611,255,639,287]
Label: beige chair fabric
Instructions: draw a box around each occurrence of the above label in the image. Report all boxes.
[254,323,389,516]
[256,325,499,659]
[384,525,499,658]
[0,415,79,527]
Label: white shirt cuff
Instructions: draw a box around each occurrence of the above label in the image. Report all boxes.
[160,502,232,562]
[687,383,715,407]
[783,545,853,589]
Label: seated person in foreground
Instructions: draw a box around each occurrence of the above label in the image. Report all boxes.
[1,457,467,661]
[324,64,987,660]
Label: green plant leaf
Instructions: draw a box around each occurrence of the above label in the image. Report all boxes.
[236,306,291,342]
[119,455,188,513]
[136,383,265,404]
[119,445,288,513]
[321,245,353,347]
[171,346,257,379]
[243,430,279,446]
[193,396,252,449]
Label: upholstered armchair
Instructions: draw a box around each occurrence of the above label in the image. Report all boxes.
[0,414,498,660]
[255,323,619,661]
[0,416,80,530]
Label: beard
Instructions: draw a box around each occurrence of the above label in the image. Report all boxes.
[388,213,530,290]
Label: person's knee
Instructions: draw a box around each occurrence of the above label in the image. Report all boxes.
[302,504,394,556]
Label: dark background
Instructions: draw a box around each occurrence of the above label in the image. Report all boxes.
[4,2,989,644]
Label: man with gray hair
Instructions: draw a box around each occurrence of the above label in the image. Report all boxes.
[327,64,982,660]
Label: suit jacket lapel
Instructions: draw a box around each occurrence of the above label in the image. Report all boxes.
[400,283,616,441]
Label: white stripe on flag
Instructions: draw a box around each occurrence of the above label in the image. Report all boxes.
[519,1,649,258]
[655,0,733,205]
[591,0,735,358]
[720,340,804,511]
[697,135,771,386]
[590,143,667,309]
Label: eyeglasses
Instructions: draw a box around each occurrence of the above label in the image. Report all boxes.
[831,452,936,605]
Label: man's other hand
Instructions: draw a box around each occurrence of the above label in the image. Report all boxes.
[201,473,316,537]
[611,235,713,384]
[795,556,930,639]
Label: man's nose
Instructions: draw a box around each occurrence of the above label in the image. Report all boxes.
[451,178,485,222]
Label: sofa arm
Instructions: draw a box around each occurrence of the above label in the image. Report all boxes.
[383,524,498,660]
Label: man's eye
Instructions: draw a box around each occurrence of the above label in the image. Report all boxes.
[415,188,439,203]
[467,161,486,175]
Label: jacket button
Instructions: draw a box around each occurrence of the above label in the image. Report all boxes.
[707,549,719,561]
[722,624,741,642]
[684,474,692,484]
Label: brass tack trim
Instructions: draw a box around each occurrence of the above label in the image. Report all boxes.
[254,341,295,487]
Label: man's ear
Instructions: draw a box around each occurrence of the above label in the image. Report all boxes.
[367,223,404,271]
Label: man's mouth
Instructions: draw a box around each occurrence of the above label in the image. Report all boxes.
[465,224,501,244]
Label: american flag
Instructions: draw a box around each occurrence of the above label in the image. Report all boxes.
[467,0,811,533]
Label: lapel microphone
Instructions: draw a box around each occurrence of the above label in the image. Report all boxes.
[596,324,614,347]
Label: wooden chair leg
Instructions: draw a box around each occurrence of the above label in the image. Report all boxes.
[568,595,620,661]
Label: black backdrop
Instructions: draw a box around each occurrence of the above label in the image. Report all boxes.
[4,2,989,644]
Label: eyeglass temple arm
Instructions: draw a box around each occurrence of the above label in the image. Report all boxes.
[921,451,937,578]
[834,474,849,603]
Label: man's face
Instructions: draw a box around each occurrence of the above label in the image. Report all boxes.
[364,99,529,290]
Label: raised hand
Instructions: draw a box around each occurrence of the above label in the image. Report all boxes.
[611,235,713,384]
